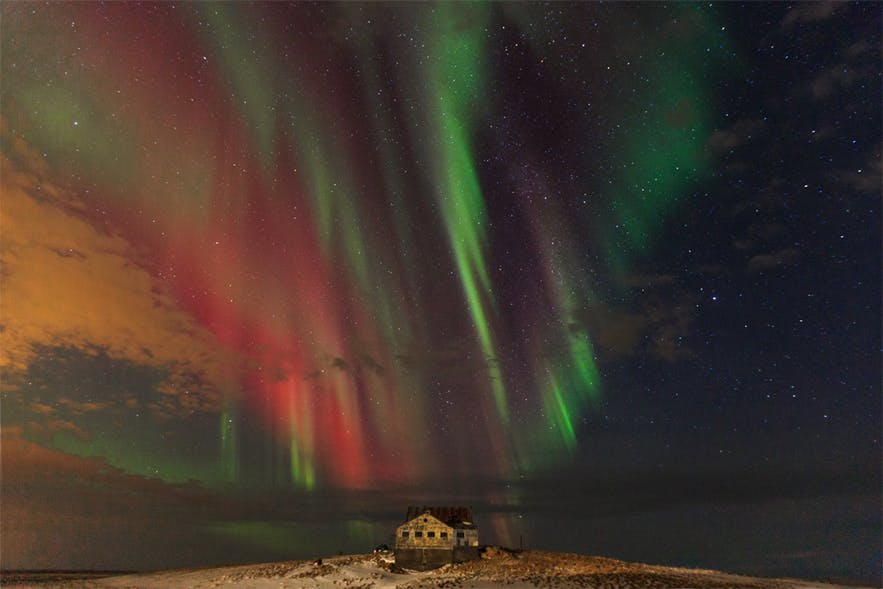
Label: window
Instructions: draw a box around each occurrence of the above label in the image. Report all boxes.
[427,531,435,538]
[422,518,428,522]
[402,532,409,538]
[456,531,464,538]
[415,531,423,537]
[441,532,448,538]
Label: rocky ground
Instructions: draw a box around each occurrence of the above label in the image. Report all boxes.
[3,549,868,589]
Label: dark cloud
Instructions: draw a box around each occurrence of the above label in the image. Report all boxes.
[575,285,695,363]
[747,247,802,273]
[706,118,765,154]
[725,177,790,219]
[581,304,646,358]
[811,64,876,100]
[305,352,387,380]
[50,247,87,259]
[623,273,677,289]
[359,353,386,377]
[727,179,800,266]
[5,344,218,422]
[844,40,873,59]
[732,220,788,252]
[395,340,496,381]
[837,152,882,194]
[781,2,841,28]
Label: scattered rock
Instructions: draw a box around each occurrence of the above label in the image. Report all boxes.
[480,546,518,560]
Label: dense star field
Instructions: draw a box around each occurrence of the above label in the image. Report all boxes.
[1,2,879,584]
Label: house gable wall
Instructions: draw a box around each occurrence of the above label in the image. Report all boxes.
[395,513,453,549]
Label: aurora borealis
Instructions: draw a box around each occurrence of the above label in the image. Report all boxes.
[1,2,880,583]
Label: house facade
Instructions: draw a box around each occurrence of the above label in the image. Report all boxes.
[394,506,479,570]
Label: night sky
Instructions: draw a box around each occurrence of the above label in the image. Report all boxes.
[1,2,880,584]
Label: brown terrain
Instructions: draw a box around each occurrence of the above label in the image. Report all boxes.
[3,549,865,589]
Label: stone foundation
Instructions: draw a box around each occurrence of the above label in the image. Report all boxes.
[394,546,479,570]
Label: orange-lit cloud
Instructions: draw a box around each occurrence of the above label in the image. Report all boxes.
[0,122,231,414]
[23,418,92,441]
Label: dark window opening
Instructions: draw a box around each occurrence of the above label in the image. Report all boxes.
[402,532,409,538]
[456,531,464,538]
[441,532,448,538]
[415,531,423,537]
[428,531,435,538]
[423,518,428,522]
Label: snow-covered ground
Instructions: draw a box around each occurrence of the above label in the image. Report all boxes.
[4,550,871,589]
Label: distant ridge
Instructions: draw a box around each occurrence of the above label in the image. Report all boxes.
[1,570,136,574]
[0,570,135,587]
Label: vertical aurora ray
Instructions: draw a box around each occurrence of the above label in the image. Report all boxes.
[190,4,278,174]
[545,373,575,448]
[538,327,600,454]
[276,90,427,486]
[288,389,315,491]
[220,392,240,482]
[367,121,422,304]
[168,0,431,489]
[505,165,603,469]
[526,285,602,462]
[347,22,430,344]
[422,3,509,426]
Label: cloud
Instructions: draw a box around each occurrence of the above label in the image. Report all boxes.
[58,398,115,414]
[0,344,233,470]
[747,247,802,273]
[706,118,765,154]
[732,220,788,252]
[727,179,799,259]
[589,307,647,358]
[23,418,92,441]
[395,338,496,380]
[844,40,873,59]
[811,64,875,100]
[304,350,386,381]
[575,285,695,363]
[796,12,877,103]
[0,123,231,414]
[27,401,56,415]
[837,151,882,194]
[623,273,677,289]
[781,2,841,28]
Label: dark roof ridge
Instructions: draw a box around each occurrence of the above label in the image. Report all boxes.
[404,505,474,524]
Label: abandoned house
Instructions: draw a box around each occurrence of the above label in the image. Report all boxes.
[394,506,479,570]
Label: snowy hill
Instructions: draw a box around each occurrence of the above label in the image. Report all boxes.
[5,550,871,589]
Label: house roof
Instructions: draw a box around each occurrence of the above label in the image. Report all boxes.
[403,506,474,526]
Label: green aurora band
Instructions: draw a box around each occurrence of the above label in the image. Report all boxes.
[422,4,510,425]
[603,5,735,275]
